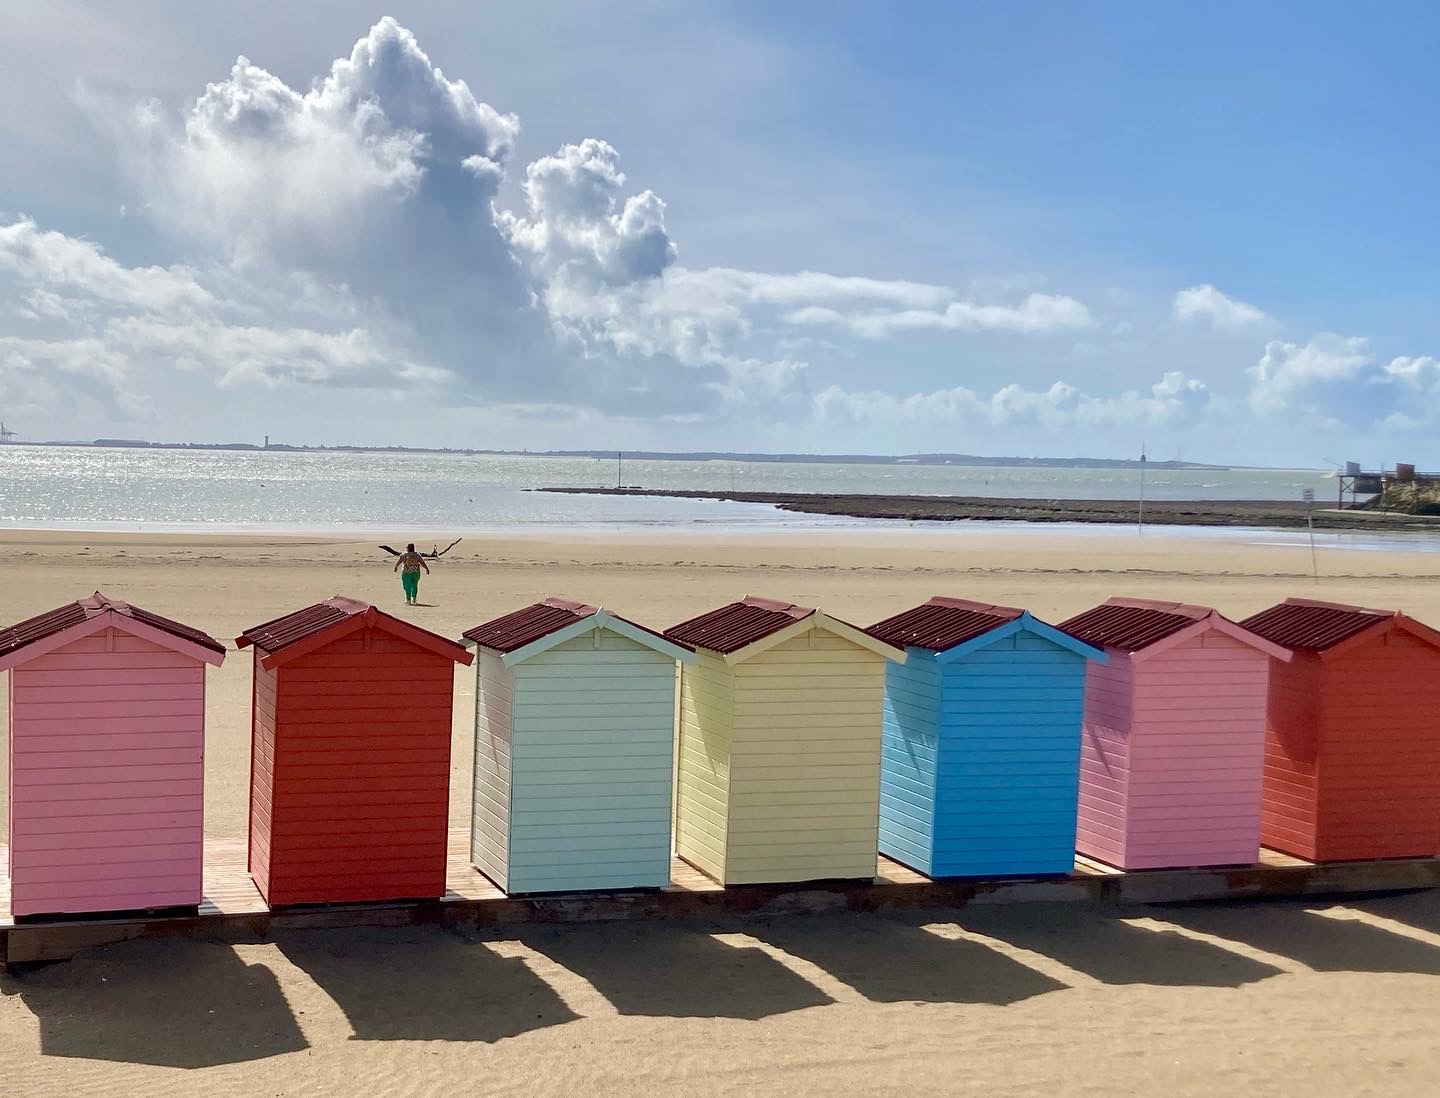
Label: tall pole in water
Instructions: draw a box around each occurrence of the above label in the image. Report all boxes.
[616,451,622,489]
[1138,443,1147,536]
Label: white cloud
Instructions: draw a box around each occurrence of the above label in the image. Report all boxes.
[500,138,676,285]
[1384,356,1440,389]
[1173,284,1267,328]
[0,217,213,313]
[786,292,1093,339]
[129,17,517,262]
[814,370,1215,432]
[1247,334,1374,417]
[1245,335,1440,431]
[11,17,1127,438]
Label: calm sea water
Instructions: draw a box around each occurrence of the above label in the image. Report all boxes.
[0,445,1337,533]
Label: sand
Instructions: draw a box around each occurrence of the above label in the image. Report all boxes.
[4,525,1440,1095]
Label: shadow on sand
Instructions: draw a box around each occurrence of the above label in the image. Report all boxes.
[0,938,307,1068]
[745,910,1068,1004]
[517,920,833,1019]
[273,925,577,1042]
[1154,897,1440,974]
[956,904,1284,987]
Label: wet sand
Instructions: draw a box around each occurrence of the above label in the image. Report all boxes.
[539,487,1440,531]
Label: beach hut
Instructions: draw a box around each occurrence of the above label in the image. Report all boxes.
[236,596,473,906]
[664,596,905,885]
[1058,597,1290,870]
[1241,598,1440,862]
[0,592,225,917]
[866,597,1106,878]
[461,597,694,894]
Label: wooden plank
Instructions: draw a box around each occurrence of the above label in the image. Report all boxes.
[8,828,1440,963]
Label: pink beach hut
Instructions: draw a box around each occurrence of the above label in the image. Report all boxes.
[0,593,226,917]
[1059,598,1290,870]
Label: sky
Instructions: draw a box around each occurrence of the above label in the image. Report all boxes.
[1,2,1436,465]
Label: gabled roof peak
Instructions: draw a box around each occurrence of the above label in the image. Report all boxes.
[0,591,226,663]
[665,596,815,654]
[867,597,1023,652]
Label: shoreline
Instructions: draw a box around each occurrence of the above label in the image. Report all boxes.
[538,487,1440,532]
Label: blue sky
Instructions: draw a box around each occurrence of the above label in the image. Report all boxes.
[1,2,1436,465]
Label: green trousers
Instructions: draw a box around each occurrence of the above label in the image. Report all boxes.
[401,571,420,600]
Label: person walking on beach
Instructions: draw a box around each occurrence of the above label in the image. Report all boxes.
[394,543,430,605]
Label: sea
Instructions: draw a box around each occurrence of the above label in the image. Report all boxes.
[1,444,1428,552]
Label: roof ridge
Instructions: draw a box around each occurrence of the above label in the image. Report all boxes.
[1104,596,1212,620]
[926,596,1024,617]
[1280,596,1392,616]
[740,595,814,617]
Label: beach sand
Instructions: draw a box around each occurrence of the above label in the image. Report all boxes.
[4,526,1440,1095]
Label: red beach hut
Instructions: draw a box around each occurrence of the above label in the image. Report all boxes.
[1241,598,1440,862]
[0,593,225,917]
[236,596,473,906]
[1059,598,1290,870]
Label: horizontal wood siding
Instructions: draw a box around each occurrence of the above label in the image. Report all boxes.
[503,631,676,892]
[1314,632,1440,860]
[1123,632,1268,869]
[932,632,1086,877]
[1260,653,1322,859]
[674,650,733,882]
[878,653,940,875]
[724,630,885,884]
[471,651,513,890]
[1075,653,1133,867]
[9,628,206,916]
[258,628,453,905]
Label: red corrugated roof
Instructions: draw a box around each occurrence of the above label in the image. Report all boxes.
[463,597,598,653]
[1059,597,1213,652]
[1240,598,1395,652]
[665,596,814,654]
[867,597,1023,652]
[237,596,369,652]
[0,591,225,660]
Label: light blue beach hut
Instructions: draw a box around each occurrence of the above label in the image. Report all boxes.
[461,597,694,894]
[866,597,1106,878]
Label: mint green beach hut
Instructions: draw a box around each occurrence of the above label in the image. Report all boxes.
[461,598,694,894]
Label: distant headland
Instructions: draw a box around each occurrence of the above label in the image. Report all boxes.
[8,437,1227,472]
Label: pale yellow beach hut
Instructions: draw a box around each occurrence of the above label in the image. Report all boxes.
[663,596,905,885]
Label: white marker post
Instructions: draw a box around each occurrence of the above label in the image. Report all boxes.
[1137,445,1147,536]
[1303,487,1318,581]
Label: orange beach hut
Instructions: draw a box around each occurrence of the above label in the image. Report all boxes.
[1059,598,1290,870]
[237,596,473,906]
[0,593,225,917]
[1241,598,1440,861]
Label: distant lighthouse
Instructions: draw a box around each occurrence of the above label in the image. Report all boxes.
[264,434,270,449]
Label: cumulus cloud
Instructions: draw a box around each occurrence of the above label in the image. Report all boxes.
[500,138,677,285]
[1245,335,1440,430]
[1173,284,1267,328]
[131,17,517,261]
[12,17,1126,438]
[1247,334,1375,418]
[814,370,1215,432]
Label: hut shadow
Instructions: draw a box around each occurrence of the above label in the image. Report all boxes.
[0,938,307,1067]
[1350,889,1440,937]
[273,926,577,1042]
[746,911,1066,1004]
[1155,898,1440,974]
[517,920,832,1019]
[957,905,1283,987]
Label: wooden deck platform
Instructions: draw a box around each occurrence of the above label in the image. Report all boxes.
[4,831,1440,966]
